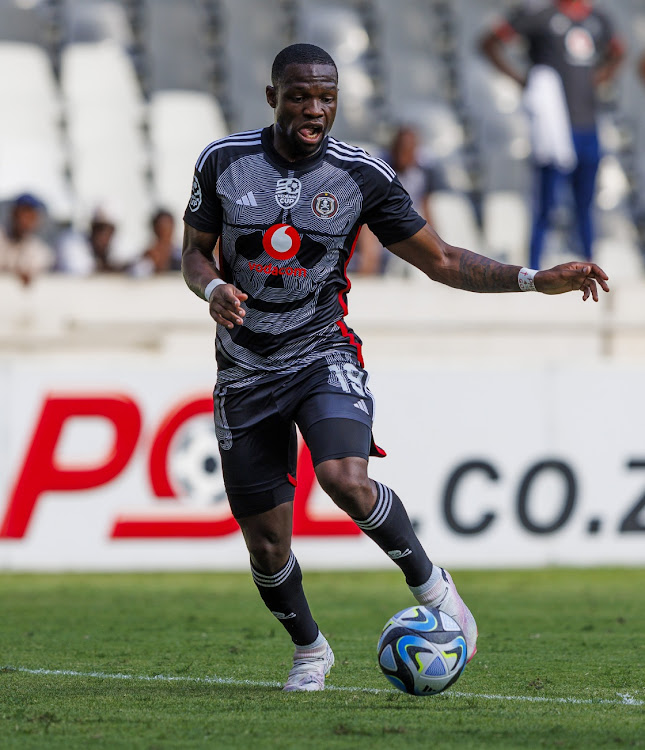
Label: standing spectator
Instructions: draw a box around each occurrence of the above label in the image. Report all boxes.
[480,0,624,268]
[355,125,439,275]
[56,204,125,275]
[0,193,55,286]
[129,209,182,277]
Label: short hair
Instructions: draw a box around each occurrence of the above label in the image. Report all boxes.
[271,44,337,87]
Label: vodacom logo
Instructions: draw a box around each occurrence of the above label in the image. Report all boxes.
[262,223,301,260]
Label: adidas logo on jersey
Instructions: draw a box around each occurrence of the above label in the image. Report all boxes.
[353,399,369,414]
[236,191,258,207]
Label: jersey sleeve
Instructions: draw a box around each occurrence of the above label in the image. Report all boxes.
[183,149,223,236]
[360,174,426,247]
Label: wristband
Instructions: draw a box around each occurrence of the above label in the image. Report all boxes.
[204,278,226,301]
[518,267,538,292]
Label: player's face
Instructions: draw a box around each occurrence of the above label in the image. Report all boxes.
[267,63,338,161]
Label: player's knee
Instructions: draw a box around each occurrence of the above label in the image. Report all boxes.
[244,531,291,574]
[316,459,374,516]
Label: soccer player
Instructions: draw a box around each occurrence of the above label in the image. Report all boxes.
[182,43,609,692]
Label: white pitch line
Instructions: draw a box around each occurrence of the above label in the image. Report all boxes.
[6,667,642,707]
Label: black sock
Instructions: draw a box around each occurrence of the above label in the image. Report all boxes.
[352,481,433,587]
[251,551,320,646]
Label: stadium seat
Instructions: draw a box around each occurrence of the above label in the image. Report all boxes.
[61,0,134,47]
[61,41,149,258]
[0,42,60,121]
[149,90,229,240]
[451,0,532,195]
[0,42,71,219]
[0,0,48,45]
[294,1,375,142]
[372,0,449,112]
[220,0,287,131]
[141,0,214,93]
[0,139,72,222]
[60,41,144,117]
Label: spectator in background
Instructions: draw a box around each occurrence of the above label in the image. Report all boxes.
[0,193,55,286]
[354,125,438,275]
[480,0,624,269]
[128,209,182,277]
[56,204,125,274]
[639,51,645,84]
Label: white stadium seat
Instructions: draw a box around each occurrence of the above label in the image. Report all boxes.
[60,41,144,118]
[0,42,71,219]
[148,90,229,240]
[61,42,149,258]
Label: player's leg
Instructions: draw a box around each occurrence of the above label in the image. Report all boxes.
[305,421,477,663]
[310,441,432,587]
[215,383,333,691]
[234,501,334,691]
[290,357,476,660]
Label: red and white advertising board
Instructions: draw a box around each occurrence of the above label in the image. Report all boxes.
[1,355,644,570]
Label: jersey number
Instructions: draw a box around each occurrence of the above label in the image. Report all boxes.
[328,363,366,396]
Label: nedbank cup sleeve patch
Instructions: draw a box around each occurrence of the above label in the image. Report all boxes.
[189,175,203,212]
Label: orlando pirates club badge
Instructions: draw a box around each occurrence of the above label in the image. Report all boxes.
[312,192,339,219]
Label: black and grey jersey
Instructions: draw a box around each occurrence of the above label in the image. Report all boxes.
[184,126,425,387]
[501,6,615,130]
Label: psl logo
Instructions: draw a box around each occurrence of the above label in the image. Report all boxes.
[275,178,302,209]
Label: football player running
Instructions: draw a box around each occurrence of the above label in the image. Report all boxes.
[182,44,609,692]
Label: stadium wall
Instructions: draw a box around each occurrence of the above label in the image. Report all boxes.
[0,275,644,570]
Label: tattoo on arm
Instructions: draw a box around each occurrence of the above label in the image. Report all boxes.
[456,249,520,293]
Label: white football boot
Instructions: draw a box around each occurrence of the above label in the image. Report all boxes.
[415,568,478,663]
[283,640,335,692]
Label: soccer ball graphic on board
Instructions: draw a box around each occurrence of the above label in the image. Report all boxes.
[377,606,467,695]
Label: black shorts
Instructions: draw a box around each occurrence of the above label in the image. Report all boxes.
[213,353,384,519]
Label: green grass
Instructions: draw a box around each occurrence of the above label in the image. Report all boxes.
[1,569,643,749]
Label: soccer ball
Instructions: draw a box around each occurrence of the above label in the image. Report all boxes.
[377,606,467,695]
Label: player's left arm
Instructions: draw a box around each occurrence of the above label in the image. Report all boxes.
[388,223,609,301]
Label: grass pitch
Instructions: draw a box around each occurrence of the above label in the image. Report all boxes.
[1,568,643,749]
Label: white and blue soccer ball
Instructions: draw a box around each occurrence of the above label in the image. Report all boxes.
[377,606,467,695]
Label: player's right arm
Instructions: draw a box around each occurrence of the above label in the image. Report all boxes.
[181,223,247,329]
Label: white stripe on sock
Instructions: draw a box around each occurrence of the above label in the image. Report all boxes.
[251,551,296,588]
[354,483,392,531]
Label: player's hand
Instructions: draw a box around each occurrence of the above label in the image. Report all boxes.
[209,284,248,328]
[534,262,610,302]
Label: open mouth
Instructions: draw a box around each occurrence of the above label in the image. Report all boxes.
[298,124,324,144]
